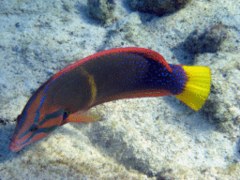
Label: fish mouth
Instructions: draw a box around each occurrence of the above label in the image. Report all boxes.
[9,136,27,152]
[9,141,24,152]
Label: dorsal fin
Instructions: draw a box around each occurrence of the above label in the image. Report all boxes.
[51,47,172,81]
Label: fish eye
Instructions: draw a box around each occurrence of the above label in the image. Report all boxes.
[63,110,70,120]
[29,124,38,132]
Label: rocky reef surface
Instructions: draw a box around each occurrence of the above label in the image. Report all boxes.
[0,0,240,179]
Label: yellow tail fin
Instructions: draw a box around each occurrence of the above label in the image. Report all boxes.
[175,66,211,111]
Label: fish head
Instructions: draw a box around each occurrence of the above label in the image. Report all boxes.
[9,84,67,152]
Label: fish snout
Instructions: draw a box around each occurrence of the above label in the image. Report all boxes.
[9,141,23,152]
[9,135,25,152]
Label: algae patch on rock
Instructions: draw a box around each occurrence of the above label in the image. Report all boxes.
[87,0,116,23]
[128,0,191,16]
[183,24,228,54]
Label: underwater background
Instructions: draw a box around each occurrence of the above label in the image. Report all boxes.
[0,0,240,179]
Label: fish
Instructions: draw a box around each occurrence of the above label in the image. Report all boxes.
[9,47,211,152]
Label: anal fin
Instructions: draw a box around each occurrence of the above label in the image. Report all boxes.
[65,111,101,124]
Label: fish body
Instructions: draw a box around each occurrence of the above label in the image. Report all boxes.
[9,47,211,152]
